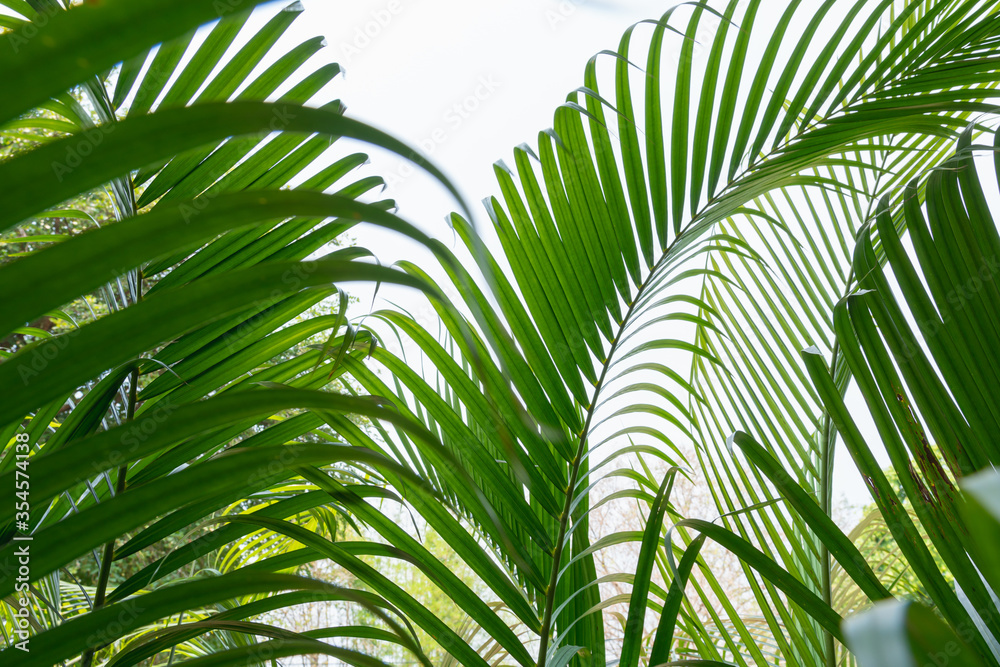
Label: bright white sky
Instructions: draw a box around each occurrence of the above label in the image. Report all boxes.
[291,0,671,307]
[299,0,667,233]
[283,0,885,520]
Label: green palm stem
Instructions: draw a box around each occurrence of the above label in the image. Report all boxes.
[79,357,139,667]
[817,154,890,666]
[535,231,684,666]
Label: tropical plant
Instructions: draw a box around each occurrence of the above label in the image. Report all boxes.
[4,0,1000,666]
[0,0,468,665]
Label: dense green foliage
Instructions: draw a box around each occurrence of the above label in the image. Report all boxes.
[3,1,1000,666]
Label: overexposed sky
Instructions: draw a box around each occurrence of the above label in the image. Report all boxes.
[299,0,668,228]
[280,0,887,518]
